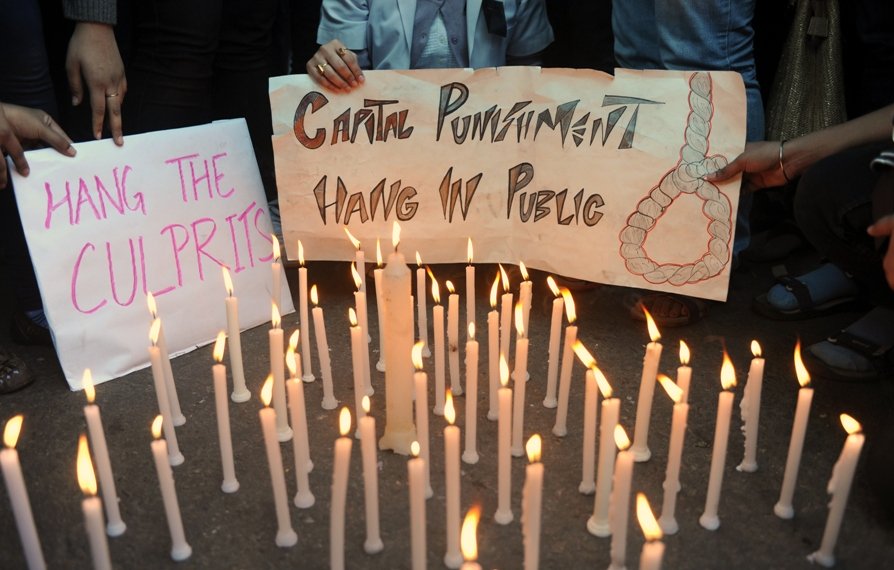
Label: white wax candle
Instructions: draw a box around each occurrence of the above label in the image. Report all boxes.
[640,540,665,570]
[356,249,366,293]
[519,278,532,338]
[82,374,126,535]
[444,395,462,569]
[416,261,430,357]
[589,397,620,537]
[448,288,463,396]
[543,295,564,408]
[359,407,383,553]
[1,416,45,570]
[312,300,338,410]
[269,321,293,441]
[579,368,598,495]
[433,302,446,416]
[412,350,434,498]
[272,236,282,311]
[83,495,111,570]
[658,401,688,535]
[150,420,192,560]
[631,340,662,462]
[460,506,482,570]
[699,389,734,530]
[224,289,250,402]
[522,435,544,570]
[148,339,184,466]
[808,415,866,567]
[350,315,367,436]
[552,324,577,437]
[373,265,387,372]
[676,365,692,405]
[259,400,297,547]
[379,231,417,455]
[155,322,185,427]
[738,343,764,473]
[609,444,634,570]
[487,308,499,421]
[495,361,514,525]
[511,327,530,457]
[212,360,239,493]
[355,289,373,396]
[298,262,315,382]
[287,378,315,508]
[774,386,814,518]
[499,291,513,365]
[465,261,475,338]
[331,408,353,570]
[463,328,480,465]
[408,446,427,570]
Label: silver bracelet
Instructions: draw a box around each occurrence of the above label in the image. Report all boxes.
[779,139,792,182]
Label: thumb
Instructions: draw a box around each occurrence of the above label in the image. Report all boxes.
[704,155,745,182]
[66,60,84,106]
[867,215,894,237]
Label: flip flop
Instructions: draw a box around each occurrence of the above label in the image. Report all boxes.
[752,275,861,321]
[803,306,894,382]
[627,292,710,328]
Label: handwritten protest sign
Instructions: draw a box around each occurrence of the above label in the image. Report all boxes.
[270,68,745,301]
[11,119,292,389]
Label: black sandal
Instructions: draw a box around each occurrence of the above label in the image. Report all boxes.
[0,350,34,394]
[803,307,894,382]
[752,274,861,321]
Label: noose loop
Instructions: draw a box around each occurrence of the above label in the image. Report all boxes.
[618,72,732,285]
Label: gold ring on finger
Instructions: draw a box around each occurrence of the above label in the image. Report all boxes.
[316,62,329,75]
[336,47,348,57]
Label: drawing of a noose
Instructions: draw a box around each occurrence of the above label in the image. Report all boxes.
[619,72,732,285]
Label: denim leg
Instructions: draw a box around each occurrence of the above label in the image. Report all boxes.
[611,0,661,69]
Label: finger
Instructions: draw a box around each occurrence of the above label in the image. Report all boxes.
[106,88,125,146]
[89,87,108,139]
[66,61,84,106]
[3,132,29,177]
[333,45,364,86]
[39,114,77,157]
[867,215,894,237]
[705,156,744,182]
[307,59,344,91]
[0,157,7,188]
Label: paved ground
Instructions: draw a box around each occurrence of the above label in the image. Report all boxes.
[1,252,893,569]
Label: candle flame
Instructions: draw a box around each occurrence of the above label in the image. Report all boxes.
[431,274,441,305]
[286,347,297,378]
[339,407,352,436]
[519,261,529,281]
[289,330,299,351]
[222,266,234,296]
[658,374,682,403]
[546,275,560,297]
[721,351,737,390]
[468,322,475,340]
[272,234,281,261]
[489,273,500,308]
[149,318,161,345]
[298,240,305,266]
[461,505,481,562]
[376,239,383,267]
[3,415,23,448]
[561,288,576,323]
[614,425,631,450]
[146,291,158,318]
[416,251,422,267]
[411,440,420,457]
[594,367,613,399]
[77,433,97,496]
[499,354,510,388]
[151,415,163,439]
[271,302,281,329]
[526,433,542,462]
[362,395,370,414]
[514,302,525,337]
[344,226,361,250]
[351,262,362,290]
[840,413,862,435]
[261,374,273,407]
[794,340,811,387]
[467,238,474,264]
[391,222,400,250]
[572,340,596,369]
[349,307,358,327]
[679,340,690,366]
[445,391,456,425]
[636,493,662,541]
[213,331,226,362]
[751,340,762,358]
[82,369,95,404]
[310,284,319,306]
[643,306,661,342]
[499,264,510,292]
[446,280,456,295]
[412,341,425,370]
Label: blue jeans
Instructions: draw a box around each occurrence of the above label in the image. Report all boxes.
[612,0,764,254]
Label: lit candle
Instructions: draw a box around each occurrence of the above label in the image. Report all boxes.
[543,276,564,408]
[374,240,387,371]
[572,341,598,495]
[631,307,662,462]
[311,285,338,410]
[1,415,46,569]
[349,308,367,437]
[146,293,185,427]
[461,505,482,570]
[463,323,480,465]
[637,493,665,570]
[444,393,462,568]
[676,340,692,404]
[344,226,366,293]
[498,264,513,368]
[358,397,383,554]
[222,267,250,402]
[465,239,475,339]
[77,434,112,570]
[588,370,618,537]
[416,252,431,358]
[148,319,183,466]
[487,273,500,421]
[379,222,416,454]
[149,415,193,560]
[522,434,544,570]
[656,374,687,535]
[331,407,353,570]
[408,442,427,570]
[258,378,298,547]
[512,303,530,457]
[495,355,514,525]
[351,262,373,396]
[412,343,434,498]
[286,338,315,508]
[271,234,283,311]
[431,271,446,416]
[447,280,463,397]
[270,303,293,441]
[519,261,532,337]
[81,370,126,535]
[297,240,315,382]
[609,425,634,570]
[808,414,866,567]
[553,288,577,437]
[212,334,239,493]
[774,341,814,519]
[699,352,737,531]
[738,340,765,473]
